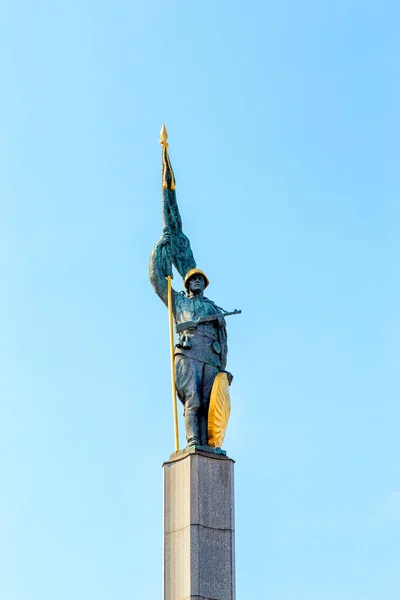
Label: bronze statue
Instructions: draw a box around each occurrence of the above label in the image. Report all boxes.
[149,126,240,452]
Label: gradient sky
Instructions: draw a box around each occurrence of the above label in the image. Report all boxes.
[1,1,399,599]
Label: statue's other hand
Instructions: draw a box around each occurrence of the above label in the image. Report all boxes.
[222,371,233,385]
[217,316,226,328]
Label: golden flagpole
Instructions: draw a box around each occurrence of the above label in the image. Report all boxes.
[161,124,179,452]
[167,275,179,452]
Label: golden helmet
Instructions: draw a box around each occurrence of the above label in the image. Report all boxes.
[184,268,210,290]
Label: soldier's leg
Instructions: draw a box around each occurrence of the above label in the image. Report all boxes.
[199,364,219,446]
[175,356,202,446]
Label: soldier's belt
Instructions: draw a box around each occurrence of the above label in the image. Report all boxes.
[176,334,221,355]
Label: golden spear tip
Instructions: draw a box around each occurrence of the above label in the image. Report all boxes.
[160,124,168,144]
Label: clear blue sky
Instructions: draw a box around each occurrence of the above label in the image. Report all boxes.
[1,1,399,598]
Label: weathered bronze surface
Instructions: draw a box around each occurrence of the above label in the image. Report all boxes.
[149,126,240,450]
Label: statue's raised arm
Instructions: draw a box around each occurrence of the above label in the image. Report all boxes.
[149,232,174,308]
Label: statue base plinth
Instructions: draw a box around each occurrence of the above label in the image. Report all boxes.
[163,448,236,600]
[169,444,227,460]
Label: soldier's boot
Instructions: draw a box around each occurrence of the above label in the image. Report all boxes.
[199,414,209,447]
[184,407,200,448]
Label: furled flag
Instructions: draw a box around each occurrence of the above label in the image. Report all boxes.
[159,125,196,280]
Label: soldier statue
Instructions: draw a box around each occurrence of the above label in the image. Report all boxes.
[149,126,240,450]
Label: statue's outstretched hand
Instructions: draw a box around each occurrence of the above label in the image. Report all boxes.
[159,232,171,246]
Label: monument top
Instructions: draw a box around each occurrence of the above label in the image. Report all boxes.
[160,123,168,144]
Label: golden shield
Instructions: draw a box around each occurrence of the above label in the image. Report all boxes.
[208,372,231,448]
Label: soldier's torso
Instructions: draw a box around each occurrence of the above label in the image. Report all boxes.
[174,294,221,367]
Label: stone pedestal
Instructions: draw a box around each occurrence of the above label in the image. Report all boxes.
[163,448,236,600]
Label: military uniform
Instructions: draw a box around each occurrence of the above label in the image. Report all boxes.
[149,241,227,446]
